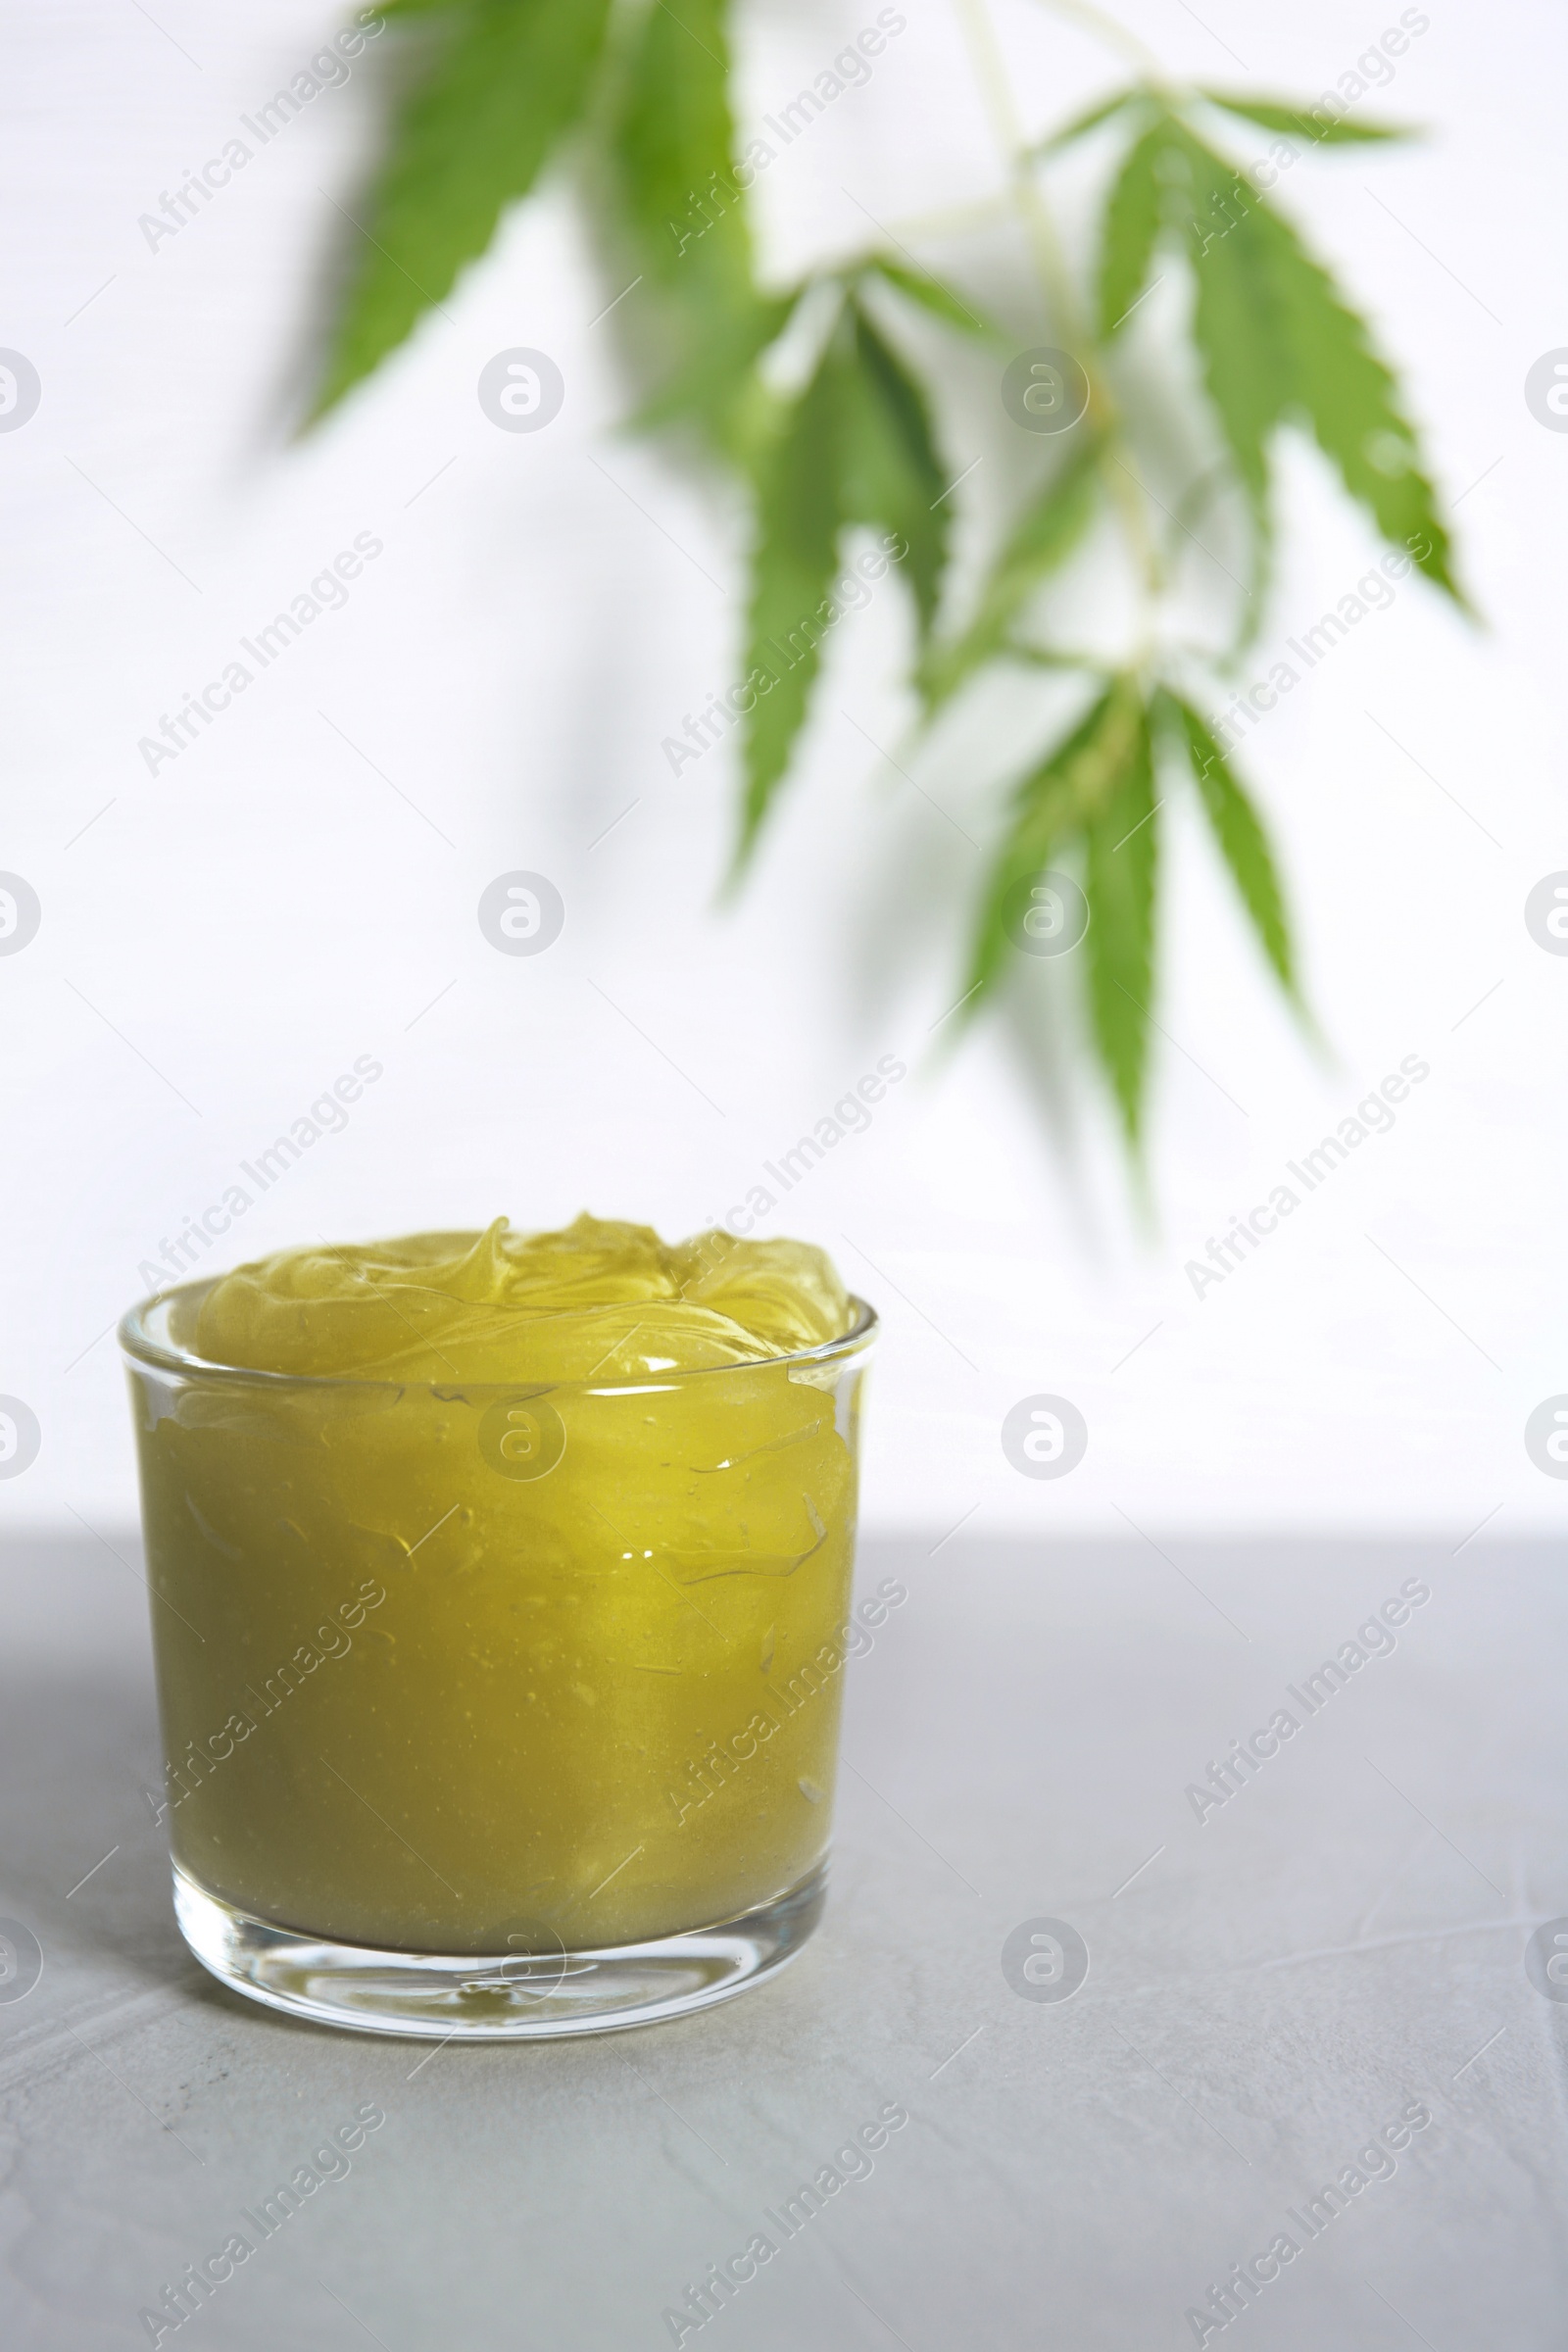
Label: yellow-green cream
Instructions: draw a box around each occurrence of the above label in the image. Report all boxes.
[130,1217,869,1952]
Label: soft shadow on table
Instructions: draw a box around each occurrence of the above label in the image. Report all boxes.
[0,1532,329,2062]
[0,1666,188,1985]
[0,1653,398,2084]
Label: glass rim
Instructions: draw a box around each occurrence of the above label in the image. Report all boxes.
[118,1275,879,1398]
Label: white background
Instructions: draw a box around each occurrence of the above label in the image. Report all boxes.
[1,0,1563,1543]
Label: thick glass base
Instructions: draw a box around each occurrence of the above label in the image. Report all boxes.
[172,1860,827,2039]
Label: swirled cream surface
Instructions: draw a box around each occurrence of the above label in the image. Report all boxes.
[186,1214,853,1382]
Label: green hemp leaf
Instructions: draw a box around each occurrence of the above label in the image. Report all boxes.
[310,6,1467,1164]
[316,0,613,415]
[1155,688,1297,1000]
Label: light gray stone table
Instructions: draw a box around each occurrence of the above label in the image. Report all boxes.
[1,1529,1563,2350]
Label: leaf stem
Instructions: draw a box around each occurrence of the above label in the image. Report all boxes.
[952,0,1082,336]
[951,0,1162,631]
[883,191,1016,243]
[1028,0,1173,87]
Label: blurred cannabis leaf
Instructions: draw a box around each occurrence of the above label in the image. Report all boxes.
[315,0,1464,1153]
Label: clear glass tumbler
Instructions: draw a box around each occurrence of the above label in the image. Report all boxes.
[120,1280,876,2038]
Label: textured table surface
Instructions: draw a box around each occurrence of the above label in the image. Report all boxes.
[1,1528,1563,2351]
